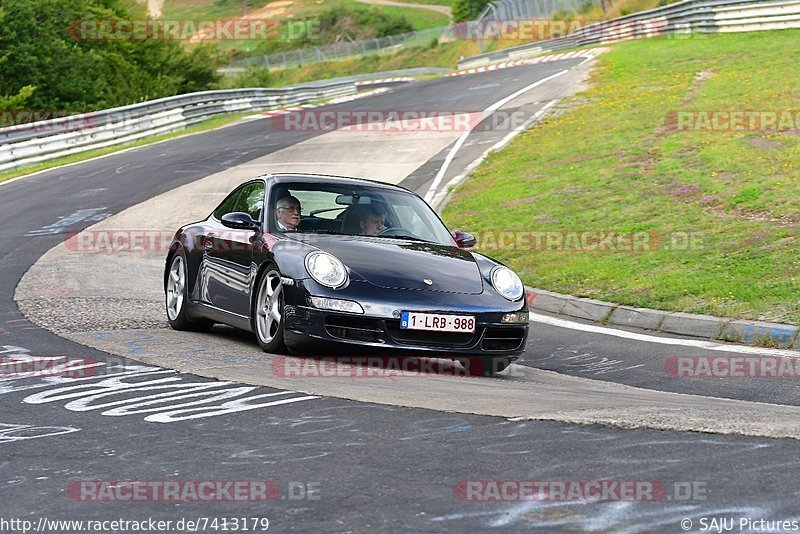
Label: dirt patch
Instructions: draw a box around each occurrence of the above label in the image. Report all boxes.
[680,69,715,105]
[138,0,164,18]
[715,171,736,184]
[244,1,295,18]
[699,195,722,206]
[354,0,451,16]
[151,0,164,18]
[746,137,783,150]
[672,146,699,157]
[705,206,800,227]
[667,182,701,199]
[189,1,294,42]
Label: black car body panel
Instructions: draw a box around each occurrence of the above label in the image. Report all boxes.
[165,173,529,361]
[287,234,485,294]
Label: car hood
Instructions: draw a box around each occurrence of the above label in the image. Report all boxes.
[288,234,484,294]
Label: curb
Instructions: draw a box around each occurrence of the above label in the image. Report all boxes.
[445,47,611,78]
[355,77,415,86]
[252,87,391,120]
[525,287,800,349]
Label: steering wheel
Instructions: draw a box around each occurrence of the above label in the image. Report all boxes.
[378,227,422,239]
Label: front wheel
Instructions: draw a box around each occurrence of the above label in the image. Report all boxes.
[165,251,214,332]
[254,267,287,353]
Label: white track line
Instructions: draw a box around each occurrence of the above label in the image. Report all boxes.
[530,312,800,357]
[423,69,568,203]
[430,99,557,209]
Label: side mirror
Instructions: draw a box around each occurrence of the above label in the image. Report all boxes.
[221,212,259,230]
[452,230,477,249]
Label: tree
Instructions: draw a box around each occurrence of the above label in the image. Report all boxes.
[451,0,491,23]
[0,0,220,114]
[0,86,35,116]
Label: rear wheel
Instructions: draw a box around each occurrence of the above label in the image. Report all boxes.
[165,251,214,332]
[254,267,287,353]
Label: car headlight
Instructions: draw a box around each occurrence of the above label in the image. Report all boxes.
[305,251,348,288]
[491,266,524,301]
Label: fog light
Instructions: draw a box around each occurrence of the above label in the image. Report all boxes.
[309,296,364,314]
[502,312,528,323]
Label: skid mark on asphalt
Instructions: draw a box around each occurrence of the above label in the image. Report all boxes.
[0,423,81,444]
[24,207,112,237]
[533,348,646,375]
[426,429,790,532]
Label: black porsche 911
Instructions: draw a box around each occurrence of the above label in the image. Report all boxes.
[164,173,528,376]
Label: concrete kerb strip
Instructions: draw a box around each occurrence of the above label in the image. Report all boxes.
[445,47,612,78]
[526,286,800,349]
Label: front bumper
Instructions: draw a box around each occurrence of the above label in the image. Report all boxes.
[284,306,528,357]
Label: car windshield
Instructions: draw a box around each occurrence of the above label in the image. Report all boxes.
[270,182,454,245]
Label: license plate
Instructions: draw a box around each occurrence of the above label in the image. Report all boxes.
[400,312,476,333]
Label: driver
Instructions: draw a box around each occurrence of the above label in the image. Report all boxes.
[359,204,388,236]
[275,195,302,231]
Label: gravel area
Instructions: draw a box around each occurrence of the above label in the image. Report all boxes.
[17,297,167,334]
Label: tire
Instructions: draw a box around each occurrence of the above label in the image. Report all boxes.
[253,267,287,353]
[165,250,214,332]
[460,356,511,377]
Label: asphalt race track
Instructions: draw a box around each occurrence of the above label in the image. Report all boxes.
[3,58,800,533]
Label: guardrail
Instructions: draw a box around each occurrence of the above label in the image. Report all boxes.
[458,0,800,68]
[0,81,357,173]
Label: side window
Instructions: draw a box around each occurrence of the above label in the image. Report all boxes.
[212,186,244,220]
[232,182,265,222]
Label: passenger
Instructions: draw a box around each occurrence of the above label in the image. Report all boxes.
[275,195,301,231]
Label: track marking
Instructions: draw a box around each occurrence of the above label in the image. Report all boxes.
[430,99,557,209]
[423,69,568,203]
[530,312,800,357]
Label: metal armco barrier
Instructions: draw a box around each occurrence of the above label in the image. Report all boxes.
[0,81,357,173]
[458,0,800,68]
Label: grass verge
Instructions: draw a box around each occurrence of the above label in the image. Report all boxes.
[443,29,800,324]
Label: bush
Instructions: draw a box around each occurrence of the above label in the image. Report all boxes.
[232,66,274,88]
[236,6,414,63]
[0,86,35,113]
[310,6,414,42]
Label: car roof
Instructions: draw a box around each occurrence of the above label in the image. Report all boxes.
[259,173,414,194]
